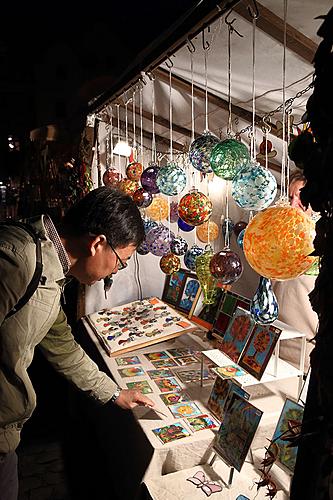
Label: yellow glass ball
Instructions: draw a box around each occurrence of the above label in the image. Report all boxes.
[196,220,219,243]
[243,206,316,281]
[118,178,139,197]
[160,253,181,275]
[145,196,169,221]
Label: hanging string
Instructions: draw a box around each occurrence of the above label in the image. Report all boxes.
[95,120,102,187]
[224,182,230,249]
[132,90,137,158]
[125,101,129,146]
[116,104,121,170]
[286,110,291,193]
[280,0,288,200]
[190,48,195,143]
[105,123,110,168]
[151,79,156,163]
[227,21,233,137]
[250,15,257,161]
[169,66,173,162]
[167,195,171,240]
[139,86,144,164]
[110,107,114,168]
[204,45,209,132]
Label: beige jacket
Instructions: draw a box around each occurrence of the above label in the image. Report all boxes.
[0,216,117,453]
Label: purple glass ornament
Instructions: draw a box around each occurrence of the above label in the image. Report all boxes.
[184,244,204,271]
[234,221,248,237]
[209,249,243,285]
[143,219,158,234]
[169,201,179,223]
[170,236,188,256]
[137,240,150,255]
[178,218,195,232]
[146,225,175,256]
[140,163,160,194]
[133,188,153,208]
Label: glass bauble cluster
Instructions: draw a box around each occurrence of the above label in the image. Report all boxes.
[118,178,139,197]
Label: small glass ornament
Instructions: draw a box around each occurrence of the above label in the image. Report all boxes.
[133,188,153,208]
[234,221,248,237]
[169,201,179,223]
[231,161,277,210]
[178,189,212,226]
[118,178,139,197]
[160,253,181,275]
[222,217,234,238]
[143,219,158,235]
[126,162,143,181]
[196,220,219,243]
[146,196,169,221]
[146,225,175,256]
[195,246,217,305]
[136,240,150,255]
[243,206,316,280]
[189,132,220,174]
[250,277,279,324]
[237,228,246,249]
[210,139,250,180]
[156,163,187,196]
[103,167,121,187]
[178,218,195,232]
[184,244,204,271]
[170,236,188,256]
[140,163,160,194]
[209,248,243,285]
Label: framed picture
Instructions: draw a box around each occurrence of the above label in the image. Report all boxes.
[218,306,256,363]
[189,286,225,329]
[212,290,251,339]
[162,268,200,315]
[207,377,249,422]
[270,398,304,473]
[239,324,282,380]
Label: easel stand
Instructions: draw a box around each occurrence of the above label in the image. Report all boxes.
[209,451,235,488]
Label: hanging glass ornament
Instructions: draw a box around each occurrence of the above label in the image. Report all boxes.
[170,236,188,256]
[250,277,279,324]
[140,163,160,193]
[195,246,217,305]
[231,161,277,210]
[126,162,143,181]
[178,218,195,232]
[143,219,158,235]
[103,167,121,187]
[210,139,250,180]
[146,225,175,256]
[133,188,153,208]
[146,196,169,221]
[234,221,248,237]
[156,163,187,196]
[118,178,139,197]
[209,248,243,285]
[243,206,316,280]
[189,132,220,174]
[196,220,219,243]
[184,244,204,271]
[160,253,181,275]
[169,201,179,223]
[222,217,235,238]
[178,189,212,226]
[136,240,150,255]
[237,228,246,249]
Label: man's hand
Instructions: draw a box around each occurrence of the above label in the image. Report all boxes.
[114,389,155,410]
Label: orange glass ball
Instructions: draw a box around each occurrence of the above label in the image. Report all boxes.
[196,220,219,243]
[118,178,139,197]
[126,162,143,181]
[160,253,181,275]
[145,196,169,221]
[243,206,316,281]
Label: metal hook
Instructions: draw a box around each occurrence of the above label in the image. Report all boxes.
[225,10,244,37]
[165,56,174,69]
[261,116,271,134]
[202,27,210,50]
[247,0,259,19]
[187,38,196,53]
[146,70,155,81]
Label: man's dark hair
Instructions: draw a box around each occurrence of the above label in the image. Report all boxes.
[60,187,144,248]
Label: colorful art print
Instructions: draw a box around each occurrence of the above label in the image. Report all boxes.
[207,377,250,421]
[189,286,225,329]
[212,291,251,338]
[186,414,218,432]
[175,355,200,367]
[159,392,191,406]
[126,380,153,394]
[162,269,200,313]
[239,324,282,380]
[214,392,263,472]
[145,351,170,361]
[86,297,197,357]
[167,347,198,357]
[115,355,141,366]
[147,368,174,379]
[219,307,255,363]
[153,377,182,393]
[117,366,145,378]
[270,398,304,473]
[152,423,190,444]
[175,368,214,384]
[168,401,202,418]
[151,358,179,369]
[213,365,247,379]
[177,276,201,314]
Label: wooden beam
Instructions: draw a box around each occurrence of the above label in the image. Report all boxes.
[118,119,186,152]
[233,1,317,64]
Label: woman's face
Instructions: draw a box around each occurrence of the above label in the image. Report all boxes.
[289,180,312,215]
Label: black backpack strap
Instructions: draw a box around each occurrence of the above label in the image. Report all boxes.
[1,220,43,319]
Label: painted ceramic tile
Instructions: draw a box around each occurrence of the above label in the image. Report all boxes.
[154,377,182,393]
[214,392,263,472]
[167,347,198,358]
[212,291,251,338]
[175,368,214,384]
[126,380,153,394]
[219,307,255,363]
[147,368,174,379]
[207,377,250,421]
[145,351,170,361]
[115,355,141,366]
[117,366,145,378]
[213,365,247,379]
[168,401,202,418]
[175,355,200,367]
[186,414,218,431]
[239,324,282,380]
[151,358,179,369]
[270,398,304,473]
[152,422,190,444]
[159,392,191,406]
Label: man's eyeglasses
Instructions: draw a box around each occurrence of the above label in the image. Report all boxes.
[107,241,128,270]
